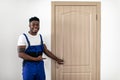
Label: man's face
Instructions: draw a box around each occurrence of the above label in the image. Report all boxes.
[29,21,39,34]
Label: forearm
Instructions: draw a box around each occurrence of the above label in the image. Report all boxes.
[19,52,36,61]
[44,50,59,61]
[44,50,64,64]
[18,46,44,61]
[18,46,36,61]
[43,44,60,61]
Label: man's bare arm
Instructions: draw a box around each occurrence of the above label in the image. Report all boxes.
[17,46,43,61]
[43,44,64,64]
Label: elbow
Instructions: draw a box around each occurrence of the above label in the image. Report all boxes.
[18,53,23,58]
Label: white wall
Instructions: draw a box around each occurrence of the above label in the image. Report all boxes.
[0,0,51,80]
[101,0,120,80]
[0,0,120,80]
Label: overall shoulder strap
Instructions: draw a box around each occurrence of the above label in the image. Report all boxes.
[23,33,30,46]
[40,34,43,45]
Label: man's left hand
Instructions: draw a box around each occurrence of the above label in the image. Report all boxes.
[57,59,64,64]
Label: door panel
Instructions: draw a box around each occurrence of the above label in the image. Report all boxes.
[52,2,100,80]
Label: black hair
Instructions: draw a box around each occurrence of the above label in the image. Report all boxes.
[29,16,39,23]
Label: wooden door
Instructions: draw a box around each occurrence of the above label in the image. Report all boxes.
[51,2,101,80]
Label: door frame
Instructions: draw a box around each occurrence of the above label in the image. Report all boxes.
[51,2,101,80]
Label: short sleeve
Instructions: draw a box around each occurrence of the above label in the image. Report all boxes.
[40,34,46,44]
[17,34,26,46]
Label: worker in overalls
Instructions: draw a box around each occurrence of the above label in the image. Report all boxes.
[17,17,63,80]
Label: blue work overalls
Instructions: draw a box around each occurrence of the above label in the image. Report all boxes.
[22,33,46,80]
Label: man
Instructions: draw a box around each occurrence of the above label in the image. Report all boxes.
[17,17,63,80]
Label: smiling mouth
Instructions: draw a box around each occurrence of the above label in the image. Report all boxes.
[32,28,38,32]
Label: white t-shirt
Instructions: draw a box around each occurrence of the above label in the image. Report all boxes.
[17,32,43,49]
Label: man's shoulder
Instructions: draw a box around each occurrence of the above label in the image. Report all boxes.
[18,34,26,40]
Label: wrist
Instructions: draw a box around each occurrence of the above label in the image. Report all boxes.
[56,58,59,61]
[32,57,37,61]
